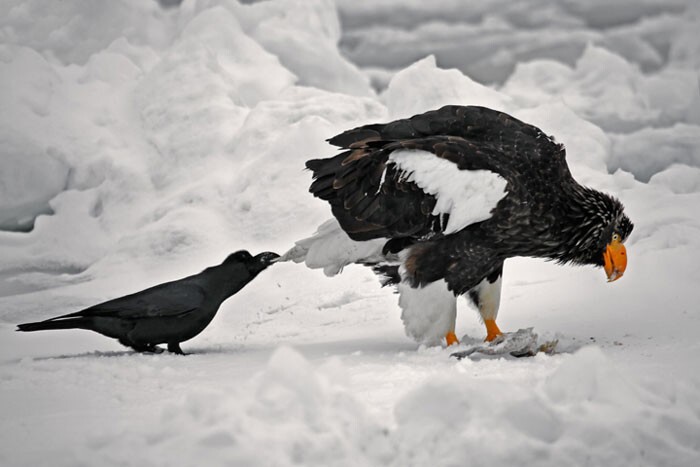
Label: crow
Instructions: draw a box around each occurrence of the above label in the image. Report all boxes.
[16,250,279,355]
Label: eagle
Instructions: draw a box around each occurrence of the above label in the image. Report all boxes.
[283,105,633,346]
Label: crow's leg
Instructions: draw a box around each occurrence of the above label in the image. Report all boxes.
[130,343,164,354]
[167,342,186,355]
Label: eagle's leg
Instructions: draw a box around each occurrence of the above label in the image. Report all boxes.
[397,279,458,346]
[445,330,459,346]
[467,265,504,342]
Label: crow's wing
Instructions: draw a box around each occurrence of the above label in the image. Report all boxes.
[50,280,207,321]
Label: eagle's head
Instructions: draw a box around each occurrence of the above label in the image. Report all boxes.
[566,188,634,282]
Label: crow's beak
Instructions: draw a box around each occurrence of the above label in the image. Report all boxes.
[256,252,281,265]
[603,239,627,282]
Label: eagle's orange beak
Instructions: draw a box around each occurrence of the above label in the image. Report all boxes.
[603,238,627,282]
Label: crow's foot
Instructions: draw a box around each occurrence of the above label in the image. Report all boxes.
[168,342,187,355]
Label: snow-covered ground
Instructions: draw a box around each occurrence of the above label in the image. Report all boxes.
[1,0,699,465]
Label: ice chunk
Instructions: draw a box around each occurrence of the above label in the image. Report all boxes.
[249,0,372,96]
[136,6,296,179]
[505,44,700,132]
[609,124,700,182]
[0,0,168,64]
[338,0,695,85]
[649,164,700,194]
[0,132,69,231]
[382,55,512,119]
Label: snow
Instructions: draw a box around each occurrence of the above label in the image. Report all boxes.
[382,55,512,119]
[503,44,700,132]
[337,0,698,84]
[1,0,700,466]
[0,134,69,231]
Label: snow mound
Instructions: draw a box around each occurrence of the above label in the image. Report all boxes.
[0,0,168,65]
[649,164,700,194]
[383,55,511,118]
[0,0,383,300]
[393,347,700,467]
[504,44,700,132]
[0,133,69,231]
[57,346,699,467]
[82,347,392,467]
[135,6,295,178]
[609,124,700,183]
[245,0,372,96]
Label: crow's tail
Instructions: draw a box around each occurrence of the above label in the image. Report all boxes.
[17,317,91,332]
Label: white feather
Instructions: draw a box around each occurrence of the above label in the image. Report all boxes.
[280,219,386,276]
[398,279,457,345]
[388,149,507,234]
[471,275,503,321]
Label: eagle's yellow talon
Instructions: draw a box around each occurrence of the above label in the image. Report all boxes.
[484,319,502,342]
[445,331,459,346]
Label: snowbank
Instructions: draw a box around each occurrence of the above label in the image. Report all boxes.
[7,346,693,467]
[0,133,68,231]
[77,347,391,467]
[0,0,380,295]
[393,347,700,467]
[382,55,512,119]
[504,44,700,132]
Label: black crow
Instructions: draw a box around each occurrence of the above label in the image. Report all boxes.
[16,250,279,354]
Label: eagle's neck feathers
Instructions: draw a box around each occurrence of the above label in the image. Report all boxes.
[547,182,624,266]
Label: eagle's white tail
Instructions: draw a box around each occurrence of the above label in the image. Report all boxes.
[279,219,386,276]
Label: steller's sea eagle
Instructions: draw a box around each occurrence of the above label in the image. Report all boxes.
[282,105,633,346]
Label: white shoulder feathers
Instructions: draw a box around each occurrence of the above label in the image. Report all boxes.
[388,149,507,234]
[281,150,506,277]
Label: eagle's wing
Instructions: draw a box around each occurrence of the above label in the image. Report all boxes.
[327,105,557,158]
[309,105,566,244]
[308,135,509,243]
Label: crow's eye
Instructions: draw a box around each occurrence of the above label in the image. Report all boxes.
[612,233,620,242]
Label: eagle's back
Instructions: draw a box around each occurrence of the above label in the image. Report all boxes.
[308,105,572,244]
